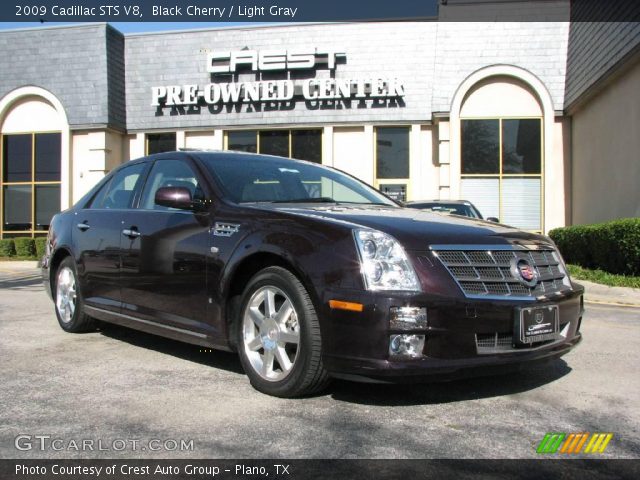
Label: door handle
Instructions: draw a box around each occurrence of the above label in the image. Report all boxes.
[122,228,141,238]
[77,223,90,231]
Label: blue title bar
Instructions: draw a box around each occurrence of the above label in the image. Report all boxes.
[7,1,439,22]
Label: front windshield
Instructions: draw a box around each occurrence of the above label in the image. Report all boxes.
[200,154,398,207]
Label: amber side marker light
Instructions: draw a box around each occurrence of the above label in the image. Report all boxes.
[329,300,364,312]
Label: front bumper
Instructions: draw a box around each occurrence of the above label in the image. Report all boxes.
[319,285,584,382]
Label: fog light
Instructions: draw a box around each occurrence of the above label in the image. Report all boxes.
[390,307,427,330]
[389,334,425,358]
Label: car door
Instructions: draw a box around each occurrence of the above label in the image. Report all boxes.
[74,162,148,313]
[119,158,212,337]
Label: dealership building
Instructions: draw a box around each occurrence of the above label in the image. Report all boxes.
[0,10,638,238]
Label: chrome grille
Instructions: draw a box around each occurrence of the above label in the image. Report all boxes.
[432,245,571,299]
[476,332,513,352]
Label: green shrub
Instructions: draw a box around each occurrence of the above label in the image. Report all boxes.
[13,237,36,257]
[0,239,16,257]
[35,237,47,258]
[549,218,640,276]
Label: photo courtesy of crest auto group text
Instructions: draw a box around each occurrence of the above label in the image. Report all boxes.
[0,0,639,478]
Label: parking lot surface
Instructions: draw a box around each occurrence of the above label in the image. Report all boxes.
[0,266,639,459]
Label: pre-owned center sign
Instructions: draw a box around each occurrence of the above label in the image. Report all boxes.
[151,49,405,107]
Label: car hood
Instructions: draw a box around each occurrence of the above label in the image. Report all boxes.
[255,204,551,251]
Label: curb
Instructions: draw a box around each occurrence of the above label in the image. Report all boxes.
[585,299,640,309]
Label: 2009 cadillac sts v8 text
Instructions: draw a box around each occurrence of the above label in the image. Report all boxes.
[42,152,584,397]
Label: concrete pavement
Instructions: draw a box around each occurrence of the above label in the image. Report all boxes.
[0,262,638,459]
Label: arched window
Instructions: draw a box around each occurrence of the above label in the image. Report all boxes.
[1,95,64,237]
[459,76,544,232]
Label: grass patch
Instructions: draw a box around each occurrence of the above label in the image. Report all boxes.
[568,264,640,289]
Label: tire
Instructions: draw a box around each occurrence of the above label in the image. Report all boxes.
[236,266,330,397]
[53,257,96,333]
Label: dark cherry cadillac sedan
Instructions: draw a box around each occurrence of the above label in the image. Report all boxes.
[42,151,584,397]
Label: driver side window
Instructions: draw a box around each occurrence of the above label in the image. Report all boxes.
[138,159,203,211]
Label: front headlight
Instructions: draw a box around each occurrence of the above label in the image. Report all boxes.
[353,229,421,291]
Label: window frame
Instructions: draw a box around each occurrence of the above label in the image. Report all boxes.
[0,130,62,238]
[223,128,323,163]
[145,132,178,156]
[374,126,411,203]
[460,116,544,232]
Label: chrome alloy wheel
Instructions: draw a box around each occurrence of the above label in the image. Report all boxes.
[55,266,77,324]
[242,286,300,382]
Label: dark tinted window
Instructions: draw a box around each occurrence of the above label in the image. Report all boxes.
[87,179,112,209]
[147,133,176,155]
[502,119,541,174]
[227,131,257,153]
[35,185,61,229]
[291,130,322,163]
[461,120,500,174]
[35,133,61,181]
[3,134,32,182]
[3,185,31,230]
[139,160,203,211]
[93,163,146,209]
[259,131,289,157]
[376,127,409,179]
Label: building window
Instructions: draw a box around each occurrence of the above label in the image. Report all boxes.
[375,127,410,202]
[461,118,542,231]
[146,133,177,155]
[292,130,322,164]
[260,131,289,157]
[225,129,322,163]
[227,130,257,153]
[1,132,62,237]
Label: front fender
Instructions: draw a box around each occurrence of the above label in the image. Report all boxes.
[220,222,362,318]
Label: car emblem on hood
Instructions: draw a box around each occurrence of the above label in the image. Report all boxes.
[511,258,538,287]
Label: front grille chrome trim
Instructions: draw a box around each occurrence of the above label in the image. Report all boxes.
[430,244,572,300]
[475,322,570,354]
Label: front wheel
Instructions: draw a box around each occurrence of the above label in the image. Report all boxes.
[54,257,96,333]
[236,266,330,397]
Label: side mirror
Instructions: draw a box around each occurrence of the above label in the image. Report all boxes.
[155,186,200,211]
[486,217,500,223]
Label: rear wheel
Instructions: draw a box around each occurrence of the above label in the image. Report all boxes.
[237,266,330,397]
[54,257,96,333]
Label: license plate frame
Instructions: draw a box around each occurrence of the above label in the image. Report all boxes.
[515,305,559,344]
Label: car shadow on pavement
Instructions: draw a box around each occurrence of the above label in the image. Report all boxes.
[98,322,245,375]
[94,322,572,403]
[0,275,43,290]
[330,360,572,405]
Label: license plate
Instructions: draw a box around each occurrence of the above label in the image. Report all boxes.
[517,305,559,344]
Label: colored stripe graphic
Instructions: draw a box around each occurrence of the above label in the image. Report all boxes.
[537,433,613,454]
[584,433,613,454]
[537,433,566,453]
[572,433,590,453]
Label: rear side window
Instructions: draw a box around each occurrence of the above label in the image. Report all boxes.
[89,163,146,209]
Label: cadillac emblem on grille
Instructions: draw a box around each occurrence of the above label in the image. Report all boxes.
[512,258,538,287]
[430,245,570,298]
